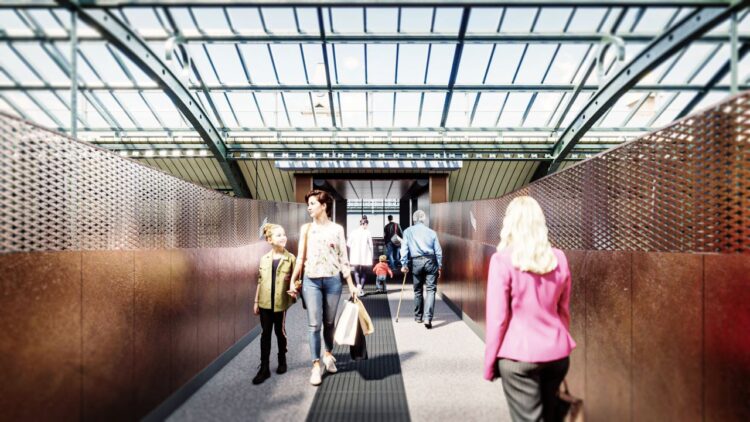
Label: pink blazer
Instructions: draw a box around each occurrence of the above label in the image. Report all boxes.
[483,248,576,380]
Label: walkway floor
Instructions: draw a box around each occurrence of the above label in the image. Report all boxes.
[167,279,510,421]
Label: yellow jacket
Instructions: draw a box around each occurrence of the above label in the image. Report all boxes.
[257,249,296,312]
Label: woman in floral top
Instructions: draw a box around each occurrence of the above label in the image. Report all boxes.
[288,189,360,386]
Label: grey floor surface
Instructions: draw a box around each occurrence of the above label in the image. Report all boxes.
[167,280,510,422]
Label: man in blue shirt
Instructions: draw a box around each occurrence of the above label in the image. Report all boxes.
[400,210,443,329]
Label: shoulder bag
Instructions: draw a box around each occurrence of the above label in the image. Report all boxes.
[295,223,313,309]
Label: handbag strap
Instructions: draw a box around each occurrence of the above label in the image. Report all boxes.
[297,223,313,281]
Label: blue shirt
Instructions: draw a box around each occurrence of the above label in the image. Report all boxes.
[400,222,443,268]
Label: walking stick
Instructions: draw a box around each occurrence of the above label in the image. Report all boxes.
[395,271,408,322]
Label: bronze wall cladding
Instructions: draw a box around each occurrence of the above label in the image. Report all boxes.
[433,91,750,254]
[430,92,749,421]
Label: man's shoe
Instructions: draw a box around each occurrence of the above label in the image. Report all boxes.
[425,321,432,329]
[310,364,323,386]
[277,354,287,374]
[252,362,271,385]
[322,354,338,373]
[415,318,423,323]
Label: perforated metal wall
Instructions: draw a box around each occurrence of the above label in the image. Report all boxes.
[0,113,306,253]
[433,92,750,254]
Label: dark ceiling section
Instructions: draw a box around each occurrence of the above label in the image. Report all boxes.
[323,179,416,200]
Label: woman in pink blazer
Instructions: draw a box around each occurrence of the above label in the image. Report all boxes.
[484,196,576,422]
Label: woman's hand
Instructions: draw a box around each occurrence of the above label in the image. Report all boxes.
[286,288,298,299]
[253,303,260,315]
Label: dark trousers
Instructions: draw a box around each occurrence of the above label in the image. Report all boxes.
[497,357,569,422]
[411,255,438,322]
[385,242,400,270]
[259,308,287,362]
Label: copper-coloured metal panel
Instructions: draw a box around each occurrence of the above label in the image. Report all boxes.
[234,244,256,342]
[196,249,220,370]
[704,254,750,422]
[217,248,237,353]
[133,250,172,419]
[432,92,750,253]
[170,249,200,390]
[82,250,135,421]
[632,252,703,421]
[0,251,82,422]
[564,250,587,400]
[584,251,632,421]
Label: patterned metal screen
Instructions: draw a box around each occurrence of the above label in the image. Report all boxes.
[0,113,306,253]
[433,92,750,254]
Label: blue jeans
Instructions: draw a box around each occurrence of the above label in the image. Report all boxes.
[376,274,387,291]
[385,242,400,270]
[411,255,438,322]
[302,274,343,362]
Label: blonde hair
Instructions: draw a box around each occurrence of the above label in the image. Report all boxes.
[379,255,387,262]
[497,196,557,274]
[262,223,282,240]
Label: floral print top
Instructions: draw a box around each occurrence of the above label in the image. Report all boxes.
[301,221,351,278]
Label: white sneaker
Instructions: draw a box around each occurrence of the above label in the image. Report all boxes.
[322,354,338,373]
[310,364,323,386]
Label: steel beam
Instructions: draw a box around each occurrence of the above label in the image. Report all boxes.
[55,0,251,197]
[442,8,471,127]
[65,125,653,133]
[535,2,750,178]
[317,7,337,127]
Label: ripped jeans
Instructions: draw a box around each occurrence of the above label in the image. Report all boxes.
[302,274,343,362]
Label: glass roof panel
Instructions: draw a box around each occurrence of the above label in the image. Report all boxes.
[400,8,434,33]
[205,44,248,85]
[79,44,132,86]
[301,44,324,84]
[0,10,33,36]
[65,92,108,128]
[397,44,429,85]
[456,44,493,85]
[224,8,264,34]
[116,92,161,128]
[472,92,505,127]
[567,8,609,32]
[109,48,155,86]
[393,92,421,127]
[186,44,220,85]
[226,92,264,127]
[534,8,574,32]
[255,92,289,127]
[420,92,445,127]
[626,93,665,128]
[295,8,319,34]
[483,45,525,84]
[284,92,316,127]
[0,71,13,85]
[333,44,365,84]
[121,8,167,38]
[269,44,308,85]
[331,8,364,33]
[652,92,694,127]
[425,44,455,85]
[658,44,716,85]
[29,91,69,126]
[15,44,70,84]
[544,45,590,84]
[523,93,563,127]
[496,92,532,127]
[0,96,22,118]
[0,44,42,84]
[559,92,592,128]
[365,8,398,33]
[598,92,641,127]
[189,7,231,35]
[446,92,476,127]
[26,10,67,37]
[500,8,537,32]
[718,53,750,84]
[466,8,503,33]
[515,44,558,84]
[632,8,680,33]
[57,42,100,85]
[339,92,366,127]
[371,92,394,127]
[143,91,188,128]
[3,92,57,127]
[208,91,239,127]
[432,8,462,34]
[237,44,277,85]
[367,44,396,85]
[169,8,200,35]
[260,7,300,34]
[92,92,137,129]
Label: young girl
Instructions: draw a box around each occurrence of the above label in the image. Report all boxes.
[372,255,393,293]
[252,223,296,385]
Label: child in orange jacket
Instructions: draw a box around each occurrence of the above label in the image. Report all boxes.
[372,255,393,293]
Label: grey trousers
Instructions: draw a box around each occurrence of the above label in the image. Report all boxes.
[497,357,569,422]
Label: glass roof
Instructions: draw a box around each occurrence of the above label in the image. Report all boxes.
[0,3,748,146]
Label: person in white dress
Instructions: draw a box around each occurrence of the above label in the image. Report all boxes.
[347,216,374,297]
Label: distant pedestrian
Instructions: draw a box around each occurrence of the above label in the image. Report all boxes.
[372,255,393,293]
[400,210,442,329]
[383,215,403,271]
[484,196,576,422]
[252,223,296,385]
[348,216,374,297]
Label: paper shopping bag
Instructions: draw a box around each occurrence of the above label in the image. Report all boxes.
[334,300,359,346]
[355,298,375,335]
